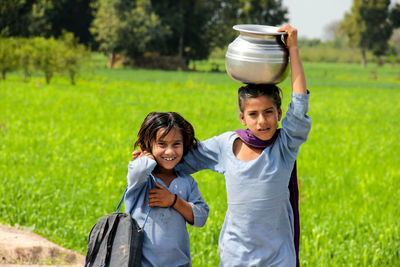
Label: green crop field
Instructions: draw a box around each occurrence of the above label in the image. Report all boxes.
[1,60,400,266]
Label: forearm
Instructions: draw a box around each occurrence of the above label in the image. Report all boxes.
[289,47,307,94]
[173,196,194,225]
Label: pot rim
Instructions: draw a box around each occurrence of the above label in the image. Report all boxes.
[233,24,287,36]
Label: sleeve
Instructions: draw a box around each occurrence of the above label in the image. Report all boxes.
[124,156,157,214]
[175,135,225,175]
[126,156,157,190]
[280,91,312,151]
[187,176,209,228]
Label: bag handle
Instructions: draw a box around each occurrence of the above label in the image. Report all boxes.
[115,186,127,213]
[116,184,151,229]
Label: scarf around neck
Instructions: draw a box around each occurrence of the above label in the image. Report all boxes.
[235,128,300,267]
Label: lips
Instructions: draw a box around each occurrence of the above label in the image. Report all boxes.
[258,128,270,132]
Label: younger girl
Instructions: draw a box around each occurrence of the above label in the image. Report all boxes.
[125,111,209,267]
[175,24,312,266]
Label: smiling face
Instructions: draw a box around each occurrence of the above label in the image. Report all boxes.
[239,95,282,141]
[151,127,184,173]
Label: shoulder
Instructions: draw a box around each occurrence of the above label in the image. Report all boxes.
[200,131,235,144]
[218,131,235,138]
[196,131,236,155]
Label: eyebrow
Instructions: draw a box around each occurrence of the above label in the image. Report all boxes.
[247,106,274,113]
[157,139,183,143]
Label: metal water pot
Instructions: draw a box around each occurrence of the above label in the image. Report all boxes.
[225,24,289,84]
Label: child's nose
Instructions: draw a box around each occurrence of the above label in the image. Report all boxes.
[258,115,267,124]
[165,146,174,154]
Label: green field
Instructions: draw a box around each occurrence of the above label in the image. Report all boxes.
[1,61,400,266]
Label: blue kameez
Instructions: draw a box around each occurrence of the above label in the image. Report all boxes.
[175,92,312,267]
[125,157,209,267]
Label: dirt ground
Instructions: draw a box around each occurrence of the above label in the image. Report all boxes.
[0,224,85,266]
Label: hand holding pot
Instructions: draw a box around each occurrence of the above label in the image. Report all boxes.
[278,24,298,50]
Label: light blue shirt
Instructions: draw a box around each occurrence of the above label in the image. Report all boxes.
[175,92,312,267]
[125,157,209,267]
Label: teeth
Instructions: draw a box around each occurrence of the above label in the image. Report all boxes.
[163,157,175,161]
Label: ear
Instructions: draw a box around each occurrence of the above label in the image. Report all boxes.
[278,109,282,121]
[239,112,246,126]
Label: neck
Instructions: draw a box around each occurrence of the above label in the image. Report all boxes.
[235,128,280,150]
[152,166,177,185]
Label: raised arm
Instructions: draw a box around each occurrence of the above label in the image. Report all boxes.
[278,24,307,95]
[175,134,225,175]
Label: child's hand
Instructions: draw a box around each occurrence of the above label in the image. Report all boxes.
[148,183,176,208]
[278,24,298,50]
[132,150,154,160]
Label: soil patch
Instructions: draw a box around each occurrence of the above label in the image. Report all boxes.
[0,224,85,266]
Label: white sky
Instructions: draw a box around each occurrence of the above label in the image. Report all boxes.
[281,0,400,40]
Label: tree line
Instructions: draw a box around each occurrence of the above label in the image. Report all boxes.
[0,32,88,84]
[1,0,289,68]
[1,0,400,69]
[339,0,400,67]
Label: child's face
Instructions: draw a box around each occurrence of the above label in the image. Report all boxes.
[239,95,282,141]
[151,127,184,171]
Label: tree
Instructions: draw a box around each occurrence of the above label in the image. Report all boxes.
[238,0,288,26]
[0,0,36,37]
[0,0,95,46]
[91,0,163,67]
[150,0,288,65]
[150,0,214,63]
[0,0,53,38]
[390,3,400,28]
[39,0,95,45]
[18,38,36,82]
[339,0,398,67]
[32,37,63,84]
[59,31,90,85]
[0,38,19,79]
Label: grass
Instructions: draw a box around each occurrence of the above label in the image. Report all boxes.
[1,60,400,266]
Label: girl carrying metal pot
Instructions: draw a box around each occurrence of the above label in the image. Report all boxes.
[175,24,311,267]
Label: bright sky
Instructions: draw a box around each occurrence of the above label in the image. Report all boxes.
[281,0,353,40]
[281,0,400,40]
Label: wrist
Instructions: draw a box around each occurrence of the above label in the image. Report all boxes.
[288,46,299,53]
[170,194,178,208]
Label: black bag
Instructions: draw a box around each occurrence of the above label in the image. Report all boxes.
[84,188,144,267]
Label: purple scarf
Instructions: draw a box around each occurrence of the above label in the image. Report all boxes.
[235,128,300,267]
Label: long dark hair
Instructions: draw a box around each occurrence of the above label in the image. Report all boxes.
[238,84,282,112]
[134,111,198,155]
